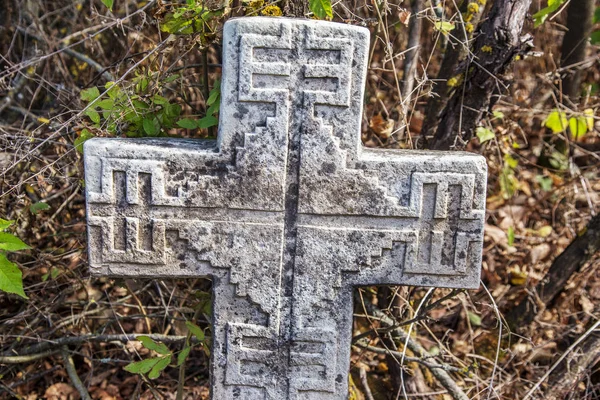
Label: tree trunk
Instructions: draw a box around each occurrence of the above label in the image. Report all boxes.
[420,0,484,141]
[401,0,423,119]
[560,0,594,101]
[506,214,600,332]
[428,0,532,150]
[545,319,600,400]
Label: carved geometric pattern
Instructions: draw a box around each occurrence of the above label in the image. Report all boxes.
[84,17,487,399]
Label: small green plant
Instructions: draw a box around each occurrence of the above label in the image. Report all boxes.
[124,322,208,379]
[78,71,220,146]
[160,0,224,37]
[0,219,30,299]
[309,0,333,20]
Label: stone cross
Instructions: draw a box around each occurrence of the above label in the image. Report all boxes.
[84,17,486,400]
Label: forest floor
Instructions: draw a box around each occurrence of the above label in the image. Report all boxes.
[1,1,599,399]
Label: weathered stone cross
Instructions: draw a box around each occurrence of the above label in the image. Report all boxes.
[84,17,486,400]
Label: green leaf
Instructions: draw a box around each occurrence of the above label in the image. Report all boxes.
[30,202,50,214]
[533,0,566,27]
[476,126,495,144]
[185,321,205,341]
[177,346,191,367]
[544,110,568,133]
[549,150,568,170]
[206,101,220,117]
[535,175,553,191]
[164,74,180,83]
[0,253,27,299]
[569,116,588,140]
[206,88,220,106]
[80,87,100,102]
[148,355,171,379]
[492,110,505,119]
[75,129,95,154]
[309,0,333,19]
[0,233,31,252]
[152,95,169,105]
[143,118,160,136]
[96,99,114,110]
[0,219,14,231]
[177,118,198,129]
[594,7,600,24]
[507,226,515,246]
[503,154,518,169]
[165,104,182,118]
[433,21,455,35]
[137,336,171,355]
[101,0,114,10]
[467,311,482,327]
[85,109,101,124]
[591,30,600,45]
[124,357,161,374]
[197,116,218,129]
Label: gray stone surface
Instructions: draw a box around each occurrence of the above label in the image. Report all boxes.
[84,17,487,399]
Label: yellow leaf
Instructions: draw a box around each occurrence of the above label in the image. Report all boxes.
[569,116,588,140]
[544,110,568,134]
[38,117,50,124]
[584,108,594,131]
[537,225,553,237]
[509,266,527,286]
[434,21,455,35]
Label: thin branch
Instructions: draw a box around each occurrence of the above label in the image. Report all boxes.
[364,302,470,400]
[61,347,92,400]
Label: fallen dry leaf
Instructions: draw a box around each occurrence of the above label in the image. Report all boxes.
[398,9,411,26]
[44,383,79,400]
[369,113,395,138]
[529,243,552,264]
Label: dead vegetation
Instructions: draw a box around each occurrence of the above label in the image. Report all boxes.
[1,0,599,399]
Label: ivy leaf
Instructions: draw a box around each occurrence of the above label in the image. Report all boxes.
[476,126,495,144]
[177,346,191,367]
[0,219,14,231]
[124,357,161,374]
[0,253,27,299]
[185,321,205,342]
[197,116,218,129]
[101,0,114,10]
[568,116,588,140]
[137,336,171,355]
[143,118,160,136]
[80,87,100,102]
[544,110,568,134]
[148,355,171,379]
[309,0,333,20]
[75,129,95,154]
[177,119,198,129]
[0,233,31,252]
[30,202,50,215]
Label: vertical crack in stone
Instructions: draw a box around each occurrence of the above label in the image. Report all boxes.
[280,25,304,396]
